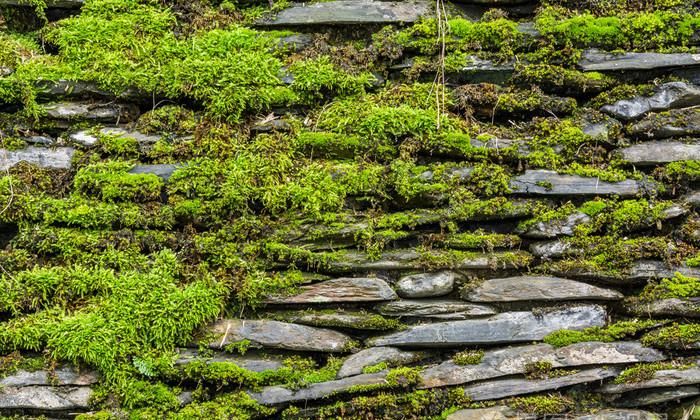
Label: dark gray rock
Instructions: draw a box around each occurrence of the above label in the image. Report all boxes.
[0,386,92,411]
[601,82,700,120]
[547,260,700,284]
[257,1,430,26]
[617,386,700,407]
[619,141,700,165]
[174,349,286,373]
[272,310,400,331]
[0,366,98,387]
[574,409,662,420]
[579,50,700,72]
[0,146,74,170]
[446,406,516,420]
[463,367,619,401]
[626,298,700,318]
[419,341,664,389]
[367,304,606,348]
[580,111,623,143]
[43,102,138,123]
[683,191,700,208]
[265,277,396,304]
[510,170,645,197]
[457,56,515,84]
[628,106,700,139]
[519,211,591,239]
[249,371,389,405]
[129,164,181,181]
[200,319,356,352]
[461,276,623,302]
[530,240,576,259]
[396,271,457,298]
[600,366,700,393]
[375,299,497,319]
[337,346,429,378]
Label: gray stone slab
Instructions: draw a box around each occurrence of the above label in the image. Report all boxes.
[520,211,591,239]
[173,349,286,373]
[601,82,700,120]
[461,276,622,302]
[0,386,92,411]
[617,386,700,407]
[0,146,74,170]
[626,298,700,318]
[0,366,98,387]
[265,277,397,304]
[375,299,497,319]
[337,346,429,378]
[257,1,430,26]
[600,366,700,393]
[628,106,700,139]
[619,141,700,165]
[579,50,700,72]
[396,271,457,298]
[510,170,644,197]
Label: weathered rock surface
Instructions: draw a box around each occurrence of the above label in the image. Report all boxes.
[0,386,92,411]
[272,310,400,330]
[601,82,700,120]
[249,371,389,405]
[510,170,645,196]
[257,1,430,26]
[684,190,700,208]
[174,349,286,372]
[619,141,700,165]
[0,366,98,387]
[368,305,606,348]
[617,386,700,407]
[579,50,700,72]
[396,271,456,298]
[628,106,700,139]
[461,276,623,302]
[575,409,662,420]
[43,102,137,123]
[626,298,700,318]
[519,211,591,238]
[548,260,700,284]
[265,277,396,304]
[200,319,356,352]
[600,366,700,393]
[446,406,516,420]
[463,367,619,401]
[129,164,181,181]
[457,56,515,84]
[337,346,429,378]
[375,299,498,319]
[530,240,575,259]
[0,146,75,171]
[419,341,664,389]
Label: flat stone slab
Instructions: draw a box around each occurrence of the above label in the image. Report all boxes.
[200,319,355,353]
[461,276,623,302]
[129,164,181,181]
[367,304,606,348]
[337,346,429,378]
[446,406,516,420]
[0,146,74,171]
[257,1,430,26]
[265,277,396,304]
[601,82,700,120]
[574,410,662,420]
[396,271,457,298]
[272,310,400,331]
[174,349,286,373]
[548,260,700,284]
[520,211,591,239]
[419,341,664,389]
[626,298,700,318]
[617,386,700,407]
[43,102,137,123]
[0,366,98,387]
[249,371,389,405]
[463,367,619,401]
[510,170,644,196]
[619,141,700,165]
[0,386,92,411]
[628,106,700,139]
[375,299,497,319]
[600,366,700,393]
[579,50,700,72]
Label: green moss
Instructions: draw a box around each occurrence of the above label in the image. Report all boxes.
[508,394,574,415]
[543,319,661,347]
[639,272,700,301]
[441,231,521,251]
[173,391,275,419]
[136,105,198,135]
[73,162,164,203]
[524,361,577,379]
[514,64,615,93]
[662,160,700,184]
[641,323,700,349]
[615,361,690,383]
[453,349,484,365]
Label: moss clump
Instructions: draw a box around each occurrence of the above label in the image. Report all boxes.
[441,231,521,251]
[639,272,700,301]
[362,362,389,374]
[615,361,690,383]
[73,162,164,203]
[513,64,615,94]
[524,361,577,380]
[543,319,661,347]
[453,349,484,365]
[641,323,700,349]
[508,394,574,415]
[136,105,198,135]
[172,391,274,419]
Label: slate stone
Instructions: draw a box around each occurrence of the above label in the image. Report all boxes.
[548,260,700,284]
[0,366,98,387]
[601,82,700,120]
[337,346,429,378]
[617,386,700,407]
[367,304,606,348]
[396,271,457,298]
[683,191,700,209]
[574,409,662,420]
[628,106,700,139]
[446,406,516,420]
[510,170,644,197]
[274,310,401,331]
[375,299,498,319]
[249,371,389,405]
[600,366,700,393]
[24,135,54,145]
[579,50,700,72]
[100,127,162,145]
[626,298,700,318]
[457,56,515,84]
[265,277,397,304]
[580,111,623,143]
[461,276,623,302]
[0,146,75,171]
[201,319,356,353]
[519,211,591,239]
[129,164,181,181]
[419,341,664,389]
[0,386,92,411]
[619,141,700,165]
[257,1,430,26]
[174,349,286,372]
[43,102,138,123]
[463,367,619,401]
[530,240,575,259]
